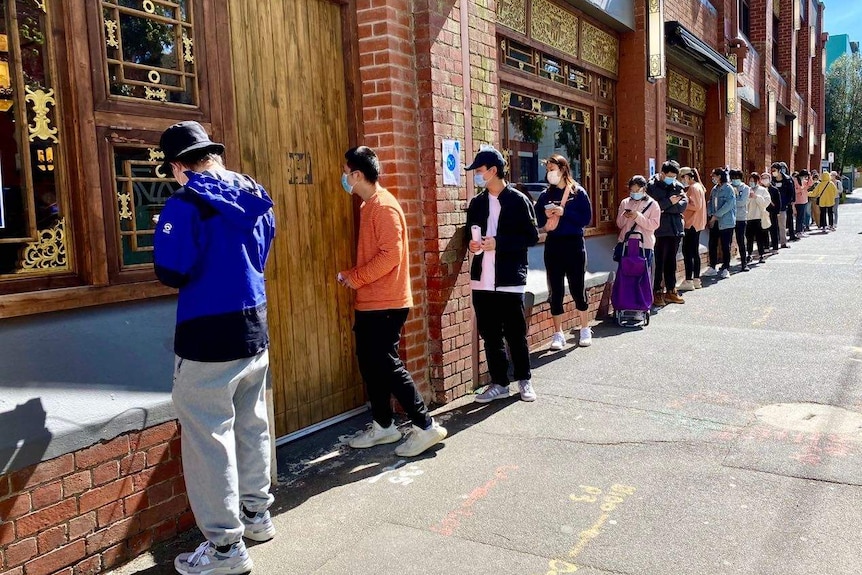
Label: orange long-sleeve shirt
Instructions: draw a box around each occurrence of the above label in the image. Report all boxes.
[344,189,413,311]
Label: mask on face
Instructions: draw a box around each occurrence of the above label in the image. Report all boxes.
[761,179,771,186]
[749,180,756,187]
[731,179,742,187]
[474,172,487,188]
[341,173,354,194]
[663,177,675,185]
[630,190,645,201]
[712,178,719,185]
[547,170,562,186]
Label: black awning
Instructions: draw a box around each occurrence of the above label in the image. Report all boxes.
[665,21,737,76]
[777,101,797,120]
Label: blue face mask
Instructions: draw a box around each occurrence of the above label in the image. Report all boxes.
[474,172,487,188]
[732,179,742,187]
[630,191,645,200]
[664,177,675,186]
[341,173,353,194]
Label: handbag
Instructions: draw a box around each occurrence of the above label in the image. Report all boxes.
[613,201,653,262]
[543,186,571,232]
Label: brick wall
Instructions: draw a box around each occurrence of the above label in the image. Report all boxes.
[0,422,190,575]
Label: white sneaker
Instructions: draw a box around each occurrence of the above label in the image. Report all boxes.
[677,279,695,291]
[349,421,401,449]
[395,421,447,457]
[702,267,718,277]
[241,507,275,542]
[720,268,730,279]
[175,541,253,575]
[475,383,510,403]
[693,278,703,289]
[549,332,566,350]
[579,327,592,347]
[518,380,536,401]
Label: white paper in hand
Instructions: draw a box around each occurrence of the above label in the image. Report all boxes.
[470,225,483,255]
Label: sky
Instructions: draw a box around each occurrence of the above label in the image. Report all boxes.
[823,0,862,41]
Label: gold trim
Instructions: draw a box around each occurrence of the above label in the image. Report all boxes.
[105,19,119,49]
[24,87,59,143]
[583,110,591,129]
[741,107,751,131]
[580,21,618,75]
[531,97,541,113]
[668,70,689,105]
[118,190,133,221]
[34,0,46,13]
[147,70,161,84]
[148,148,165,162]
[17,218,68,272]
[530,0,578,56]
[182,34,194,64]
[144,86,168,101]
[143,0,156,14]
[690,82,707,113]
[496,0,526,35]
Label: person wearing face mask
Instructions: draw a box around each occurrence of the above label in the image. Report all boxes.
[808,170,838,232]
[677,167,706,291]
[338,146,448,458]
[779,162,796,241]
[702,167,736,279]
[466,148,540,403]
[535,154,593,351]
[831,170,842,228]
[809,171,821,229]
[646,160,688,306]
[729,169,751,272]
[794,169,811,238]
[770,162,794,248]
[746,171,771,264]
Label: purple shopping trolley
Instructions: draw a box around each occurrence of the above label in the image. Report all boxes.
[611,231,652,327]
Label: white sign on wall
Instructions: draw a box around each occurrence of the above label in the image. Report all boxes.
[442,139,460,186]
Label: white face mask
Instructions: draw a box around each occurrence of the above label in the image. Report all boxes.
[547,170,562,186]
[760,179,770,186]
[474,172,487,188]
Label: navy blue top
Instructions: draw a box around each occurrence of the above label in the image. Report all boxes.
[535,184,593,236]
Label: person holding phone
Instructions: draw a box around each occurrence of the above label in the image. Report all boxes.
[535,154,593,350]
[678,167,706,291]
[646,160,688,307]
[702,167,736,278]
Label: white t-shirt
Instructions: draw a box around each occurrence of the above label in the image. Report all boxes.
[470,193,526,294]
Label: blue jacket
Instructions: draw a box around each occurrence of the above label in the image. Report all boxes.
[154,169,275,362]
[732,183,750,221]
[535,184,592,236]
[708,183,736,230]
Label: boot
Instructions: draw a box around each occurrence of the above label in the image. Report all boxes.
[664,290,685,304]
[653,290,666,307]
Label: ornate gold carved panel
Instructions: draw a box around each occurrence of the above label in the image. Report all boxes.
[741,107,751,131]
[530,0,578,56]
[580,20,618,75]
[17,219,68,273]
[668,70,689,105]
[690,82,707,113]
[497,0,526,35]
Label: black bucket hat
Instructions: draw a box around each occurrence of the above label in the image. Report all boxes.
[159,121,225,175]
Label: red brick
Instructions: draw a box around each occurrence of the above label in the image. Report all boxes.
[79,478,134,514]
[139,495,187,531]
[31,481,63,510]
[152,519,177,544]
[130,422,178,452]
[23,539,86,575]
[6,537,37,567]
[73,555,100,575]
[168,438,182,460]
[0,521,14,546]
[85,516,140,555]
[144,444,171,468]
[92,462,119,487]
[0,476,9,499]
[96,500,124,528]
[62,472,92,498]
[100,543,126,571]
[177,510,196,533]
[68,513,97,541]
[146,481,173,507]
[0,494,31,520]
[131,460,181,493]
[0,567,23,575]
[127,529,152,556]
[74,436,130,470]
[9,456,73,492]
[123,491,149,516]
[37,523,68,554]
[16,499,77,538]
[118,453,146,476]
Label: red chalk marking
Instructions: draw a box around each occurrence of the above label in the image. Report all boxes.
[430,465,519,537]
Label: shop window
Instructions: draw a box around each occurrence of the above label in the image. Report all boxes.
[739,0,751,38]
[666,134,693,168]
[500,37,595,95]
[0,0,72,284]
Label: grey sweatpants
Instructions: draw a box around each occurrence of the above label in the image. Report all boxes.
[172,350,274,546]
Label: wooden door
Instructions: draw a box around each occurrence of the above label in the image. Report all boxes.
[227,0,363,437]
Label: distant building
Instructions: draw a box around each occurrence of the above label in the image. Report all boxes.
[826,33,860,69]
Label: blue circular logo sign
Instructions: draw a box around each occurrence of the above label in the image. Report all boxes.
[446,154,456,172]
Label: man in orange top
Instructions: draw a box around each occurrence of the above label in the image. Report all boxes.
[337,146,447,457]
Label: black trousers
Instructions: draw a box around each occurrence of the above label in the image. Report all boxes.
[708,222,733,270]
[734,221,748,267]
[472,291,531,387]
[654,236,681,292]
[544,234,588,315]
[820,206,834,228]
[745,219,769,258]
[354,308,431,429]
[682,226,701,281]
[785,206,796,239]
[768,212,780,250]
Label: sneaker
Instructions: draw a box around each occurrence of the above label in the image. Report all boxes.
[720,268,731,278]
[702,267,718,277]
[518,380,537,402]
[746,255,752,264]
[693,278,703,289]
[579,327,592,347]
[664,291,684,304]
[653,291,666,307]
[349,420,401,449]
[241,507,275,542]
[677,279,695,292]
[475,383,510,403]
[175,541,253,575]
[741,266,750,272]
[549,332,566,350]
[395,421,447,457]
[759,256,766,264]
[780,244,790,249]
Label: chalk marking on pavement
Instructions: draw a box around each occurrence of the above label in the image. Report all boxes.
[752,306,774,326]
[430,465,518,536]
[366,460,424,486]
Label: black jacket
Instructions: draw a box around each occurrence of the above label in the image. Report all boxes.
[466,184,539,287]
[647,176,688,237]
[775,177,795,211]
[767,184,782,214]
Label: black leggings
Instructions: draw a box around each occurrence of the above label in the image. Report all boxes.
[745,220,769,258]
[682,226,701,280]
[544,234,588,315]
[708,222,733,270]
[654,236,681,292]
[734,221,747,267]
[820,206,834,228]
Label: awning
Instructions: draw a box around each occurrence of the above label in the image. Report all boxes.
[777,101,796,120]
[665,22,737,76]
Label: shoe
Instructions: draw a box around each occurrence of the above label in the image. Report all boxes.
[720,268,731,279]
[759,257,766,264]
[395,421,447,457]
[518,380,537,402]
[579,327,592,347]
[549,332,565,350]
[780,244,790,249]
[702,267,718,277]
[349,420,401,449]
[175,541,253,575]
[241,507,275,542]
[653,291,666,307]
[746,255,752,264]
[677,280,695,292]
[664,291,685,304]
[475,383,510,403]
[741,266,750,272]
[693,278,703,289]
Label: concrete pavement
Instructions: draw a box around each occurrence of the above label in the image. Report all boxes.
[112,193,862,575]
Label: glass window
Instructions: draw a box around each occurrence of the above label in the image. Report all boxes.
[739,0,751,37]
[772,16,780,67]
[666,133,693,168]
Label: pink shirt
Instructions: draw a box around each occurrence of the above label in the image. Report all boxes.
[617,197,661,250]
[795,178,811,204]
